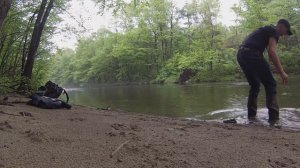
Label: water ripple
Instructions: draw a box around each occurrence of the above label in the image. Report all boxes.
[196,108,300,131]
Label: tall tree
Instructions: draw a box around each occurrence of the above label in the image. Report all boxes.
[22,0,55,79]
[0,0,12,29]
[199,0,221,71]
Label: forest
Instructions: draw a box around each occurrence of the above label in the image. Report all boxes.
[0,0,300,92]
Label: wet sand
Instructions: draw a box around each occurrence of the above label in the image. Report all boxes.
[0,96,300,168]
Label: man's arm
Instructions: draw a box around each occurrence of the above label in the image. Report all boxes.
[267,37,288,85]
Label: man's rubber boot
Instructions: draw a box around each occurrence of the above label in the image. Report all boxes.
[247,94,258,120]
[266,95,280,125]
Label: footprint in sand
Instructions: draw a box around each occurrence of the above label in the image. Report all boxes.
[68,118,86,122]
[0,121,13,131]
[129,124,141,132]
[49,137,72,144]
[111,123,141,132]
[268,157,298,167]
[111,123,127,131]
[25,130,47,143]
[109,123,141,141]
[284,143,300,152]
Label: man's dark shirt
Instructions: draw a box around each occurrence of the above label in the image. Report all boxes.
[242,25,279,53]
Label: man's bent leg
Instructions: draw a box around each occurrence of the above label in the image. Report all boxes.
[248,81,260,119]
[266,95,279,124]
[237,52,261,119]
[264,80,279,123]
[258,59,279,124]
[248,93,258,119]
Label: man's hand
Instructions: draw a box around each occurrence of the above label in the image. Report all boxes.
[280,71,288,85]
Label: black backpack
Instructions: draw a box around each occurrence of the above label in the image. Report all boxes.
[36,81,69,103]
[29,94,71,109]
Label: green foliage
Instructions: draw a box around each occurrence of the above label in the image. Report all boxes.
[48,0,300,85]
[2,0,299,91]
[50,27,160,85]
[278,47,300,73]
[0,0,70,93]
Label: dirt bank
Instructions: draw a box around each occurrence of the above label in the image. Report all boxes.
[0,95,299,168]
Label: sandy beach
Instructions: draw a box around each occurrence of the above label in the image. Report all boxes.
[0,95,300,168]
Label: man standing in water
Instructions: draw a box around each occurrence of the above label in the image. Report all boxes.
[237,19,292,125]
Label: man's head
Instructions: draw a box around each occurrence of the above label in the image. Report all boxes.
[277,19,293,36]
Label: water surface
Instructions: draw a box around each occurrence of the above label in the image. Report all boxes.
[67,78,300,130]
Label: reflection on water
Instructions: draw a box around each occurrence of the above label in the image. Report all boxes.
[66,79,300,130]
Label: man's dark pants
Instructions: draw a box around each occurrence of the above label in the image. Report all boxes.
[237,47,279,122]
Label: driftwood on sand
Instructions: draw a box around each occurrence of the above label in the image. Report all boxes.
[110,140,130,158]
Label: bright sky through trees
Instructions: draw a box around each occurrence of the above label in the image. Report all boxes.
[52,0,239,49]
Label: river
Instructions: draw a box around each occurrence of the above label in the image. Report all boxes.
[66,78,300,130]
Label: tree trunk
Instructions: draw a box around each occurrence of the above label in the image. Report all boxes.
[187,15,192,48]
[169,2,174,59]
[22,0,54,79]
[159,25,165,63]
[0,0,12,29]
[22,13,36,70]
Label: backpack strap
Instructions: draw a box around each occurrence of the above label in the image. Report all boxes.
[63,89,69,103]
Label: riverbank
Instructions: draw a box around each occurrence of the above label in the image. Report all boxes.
[0,96,300,168]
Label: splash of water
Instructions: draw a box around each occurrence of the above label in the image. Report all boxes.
[196,108,300,131]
